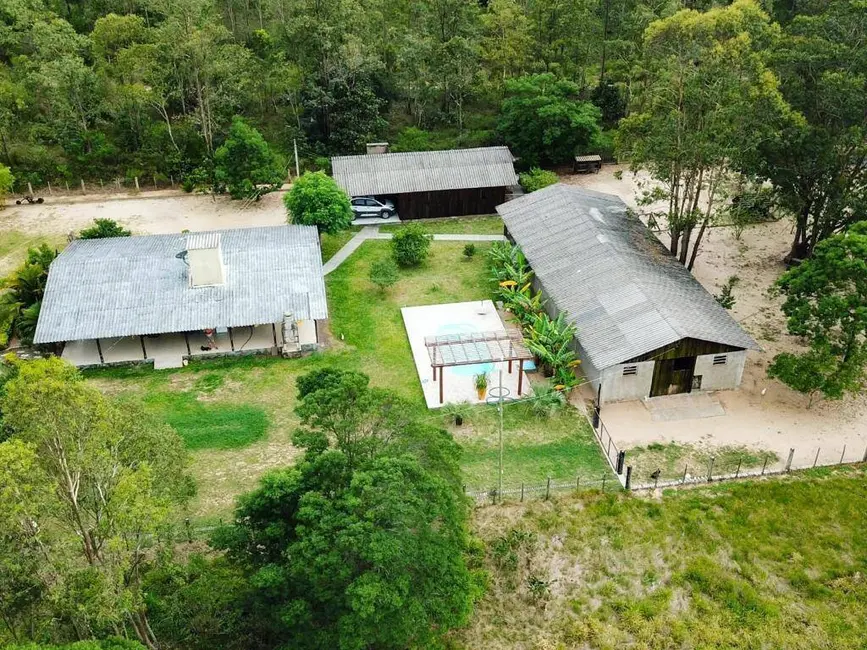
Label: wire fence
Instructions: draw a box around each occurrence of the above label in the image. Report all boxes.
[12,175,181,200]
[464,473,618,506]
[594,414,625,476]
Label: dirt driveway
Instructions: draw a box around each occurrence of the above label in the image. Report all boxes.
[566,166,867,471]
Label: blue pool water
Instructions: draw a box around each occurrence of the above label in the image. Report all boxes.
[436,322,495,376]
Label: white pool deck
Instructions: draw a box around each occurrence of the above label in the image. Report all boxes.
[401,300,532,409]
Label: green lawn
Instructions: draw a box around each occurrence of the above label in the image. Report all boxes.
[84,240,610,518]
[625,441,780,484]
[319,227,360,263]
[463,466,867,649]
[380,214,504,235]
[0,230,63,276]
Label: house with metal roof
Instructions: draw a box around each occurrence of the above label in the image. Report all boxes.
[34,224,328,369]
[332,146,519,220]
[496,184,759,403]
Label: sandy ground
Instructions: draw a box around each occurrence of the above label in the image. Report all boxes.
[563,166,867,469]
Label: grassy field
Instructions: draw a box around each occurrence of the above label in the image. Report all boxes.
[319,227,360,262]
[380,214,504,235]
[83,240,610,519]
[463,466,867,649]
[625,441,780,484]
[0,230,63,276]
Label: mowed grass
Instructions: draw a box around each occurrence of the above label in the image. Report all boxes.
[464,466,867,650]
[380,214,504,235]
[319,227,361,263]
[0,229,63,276]
[84,240,611,517]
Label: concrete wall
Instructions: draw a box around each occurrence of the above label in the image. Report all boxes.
[297,320,318,349]
[599,360,655,403]
[693,350,747,391]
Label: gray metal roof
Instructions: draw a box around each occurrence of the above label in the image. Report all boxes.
[496,184,758,370]
[332,146,519,196]
[34,225,328,344]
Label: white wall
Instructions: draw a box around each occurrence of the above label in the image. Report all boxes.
[693,350,747,391]
[600,360,655,403]
[297,320,317,347]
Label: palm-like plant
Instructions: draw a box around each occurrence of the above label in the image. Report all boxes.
[525,312,578,377]
[0,244,56,346]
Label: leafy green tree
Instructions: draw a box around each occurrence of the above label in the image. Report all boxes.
[498,73,601,167]
[0,244,57,346]
[213,117,284,199]
[618,0,793,270]
[369,257,399,293]
[79,219,131,239]
[213,369,475,650]
[0,163,13,203]
[391,223,433,267]
[4,640,146,650]
[284,171,353,235]
[0,358,194,648]
[518,167,559,193]
[481,0,532,81]
[768,223,867,404]
[750,0,867,260]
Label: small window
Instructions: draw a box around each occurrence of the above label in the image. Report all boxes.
[712,355,727,366]
[623,365,638,376]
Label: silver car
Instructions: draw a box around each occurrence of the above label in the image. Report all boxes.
[350,196,396,219]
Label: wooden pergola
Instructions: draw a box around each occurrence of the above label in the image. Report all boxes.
[424,330,534,404]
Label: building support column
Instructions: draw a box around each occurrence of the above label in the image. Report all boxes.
[139,336,147,360]
[184,332,191,355]
[95,338,104,364]
[228,327,235,351]
[272,323,278,346]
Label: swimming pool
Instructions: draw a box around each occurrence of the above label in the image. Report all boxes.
[436,322,495,377]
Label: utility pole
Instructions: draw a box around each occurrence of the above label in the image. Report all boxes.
[498,370,504,499]
[293,139,301,178]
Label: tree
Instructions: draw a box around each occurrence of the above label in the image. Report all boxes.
[212,369,475,650]
[0,163,13,203]
[0,244,57,346]
[518,167,559,193]
[750,1,867,261]
[768,222,867,404]
[617,0,793,270]
[481,0,532,81]
[391,223,433,267]
[369,258,399,293]
[498,73,601,168]
[213,117,284,199]
[78,219,131,239]
[283,171,353,235]
[0,358,194,648]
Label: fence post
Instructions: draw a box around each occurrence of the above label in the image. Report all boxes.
[184,518,192,543]
[116,178,121,190]
[735,459,741,478]
[601,475,607,492]
[625,466,632,490]
[153,174,158,189]
[545,477,551,500]
[682,464,688,484]
[65,180,70,192]
[576,474,580,490]
[707,456,715,482]
[607,436,612,458]
[814,448,820,467]
[27,181,33,195]
[47,181,52,194]
[653,473,659,490]
[761,456,768,475]
[134,176,140,191]
[616,450,625,474]
[80,179,85,192]
[840,445,846,465]
[100,178,104,189]
[170,174,175,187]
[785,448,795,473]
[863,445,867,463]
[520,483,524,502]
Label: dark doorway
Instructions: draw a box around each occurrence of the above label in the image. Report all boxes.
[649,356,696,397]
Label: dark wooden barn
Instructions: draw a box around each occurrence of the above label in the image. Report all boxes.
[332,147,518,220]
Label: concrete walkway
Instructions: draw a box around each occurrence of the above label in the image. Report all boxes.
[322,227,506,275]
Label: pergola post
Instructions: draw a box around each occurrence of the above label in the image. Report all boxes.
[433,365,437,381]
[439,369,444,404]
[518,359,524,396]
[508,359,513,373]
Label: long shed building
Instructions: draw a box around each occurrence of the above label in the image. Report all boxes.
[332,146,519,220]
[497,184,759,403]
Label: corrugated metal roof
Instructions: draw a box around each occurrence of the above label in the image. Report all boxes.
[186,232,221,250]
[332,146,519,196]
[496,184,758,370]
[34,225,328,344]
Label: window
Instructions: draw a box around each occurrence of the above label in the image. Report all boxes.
[622,365,638,376]
[712,355,727,366]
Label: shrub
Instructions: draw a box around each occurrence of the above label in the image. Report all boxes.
[79,218,131,239]
[518,168,559,193]
[715,275,739,309]
[529,385,566,418]
[213,116,285,199]
[369,257,399,292]
[463,243,476,259]
[726,185,775,239]
[391,223,433,267]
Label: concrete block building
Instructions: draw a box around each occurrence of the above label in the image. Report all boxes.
[497,184,758,404]
[33,225,328,368]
